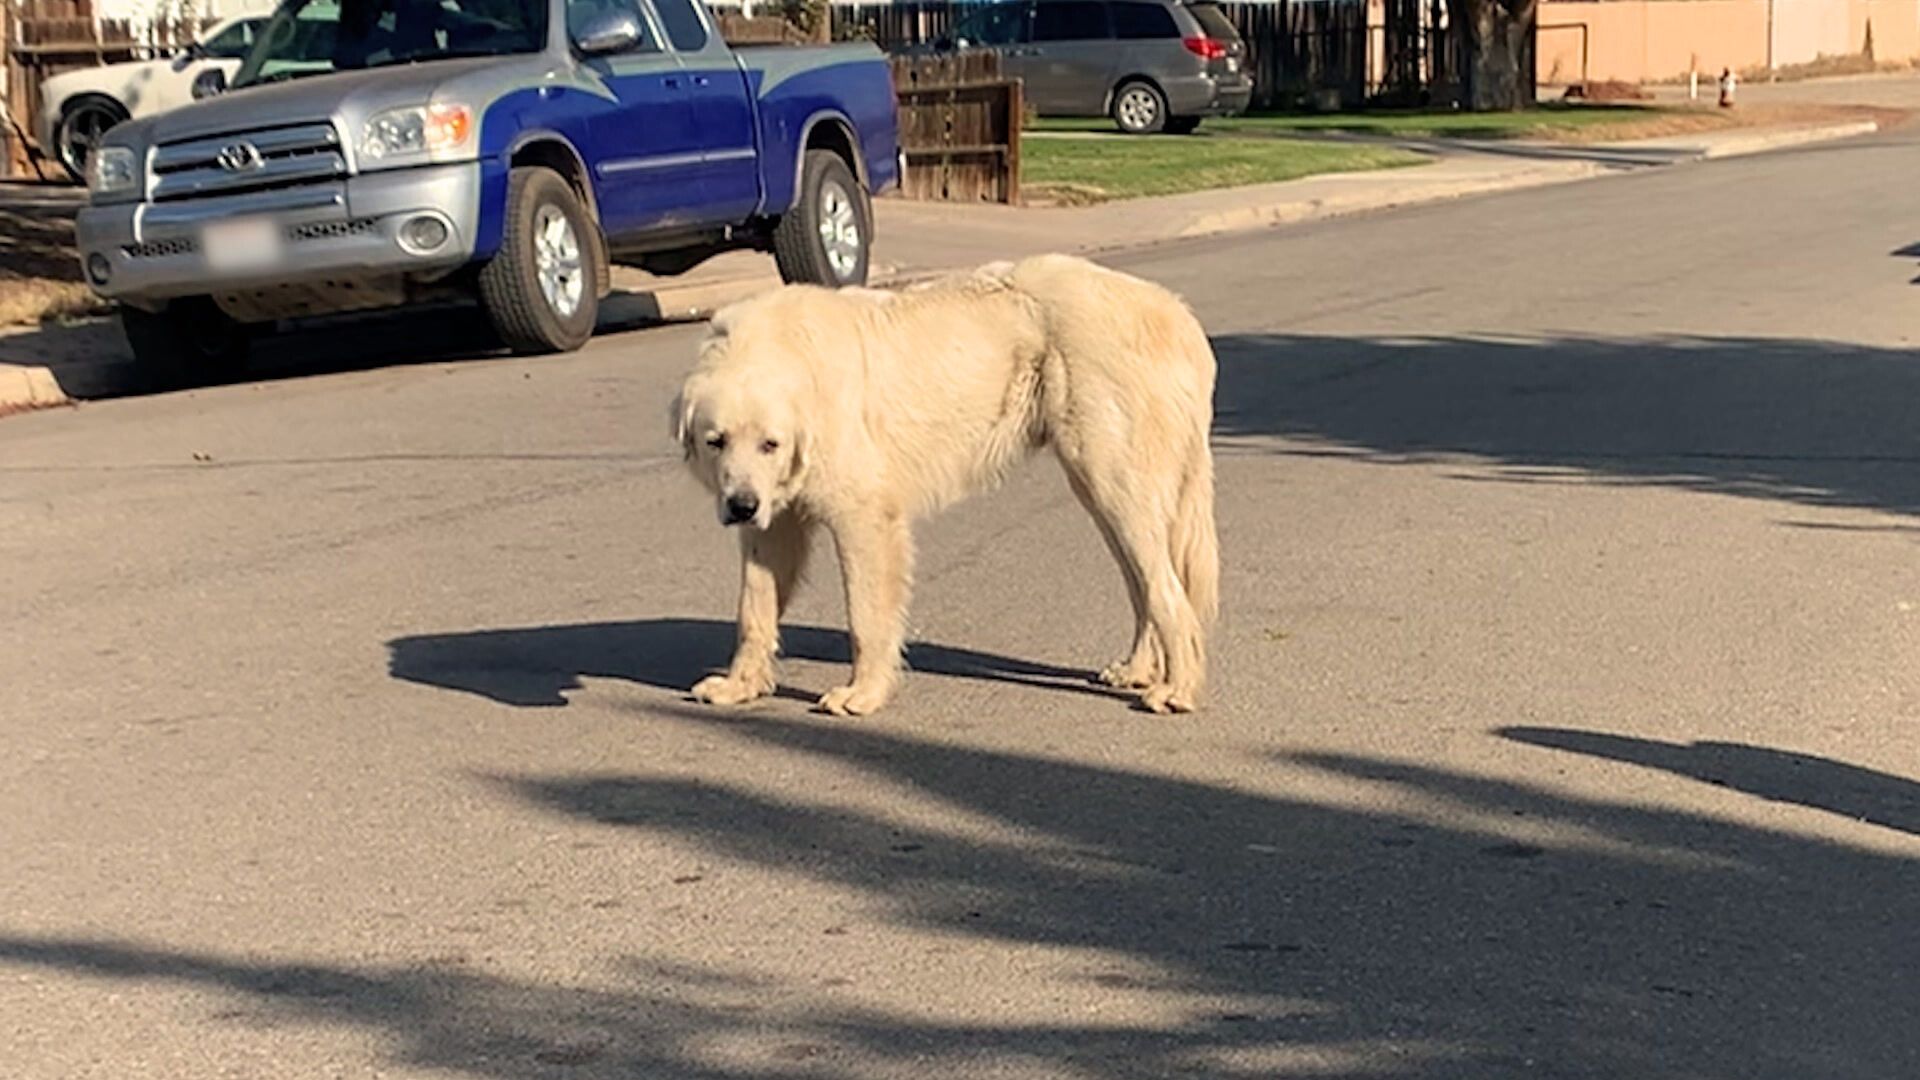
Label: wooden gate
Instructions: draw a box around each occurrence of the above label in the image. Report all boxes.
[889,51,1020,204]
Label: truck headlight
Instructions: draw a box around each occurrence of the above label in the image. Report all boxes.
[88,146,139,197]
[361,104,474,163]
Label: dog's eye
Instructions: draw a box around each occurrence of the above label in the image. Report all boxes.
[705,434,727,450]
[760,438,780,454]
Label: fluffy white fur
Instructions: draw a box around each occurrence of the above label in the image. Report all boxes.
[671,253,1219,715]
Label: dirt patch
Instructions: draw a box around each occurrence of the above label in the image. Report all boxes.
[1535,102,1905,143]
[1564,80,1652,103]
[0,184,108,327]
[1743,54,1913,83]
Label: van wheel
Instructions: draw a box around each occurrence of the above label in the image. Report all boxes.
[773,149,871,287]
[57,95,129,184]
[121,299,252,392]
[1164,116,1202,135]
[478,166,598,354]
[1112,81,1167,134]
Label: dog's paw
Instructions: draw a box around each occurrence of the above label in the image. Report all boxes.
[1097,659,1158,689]
[816,682,890,717]
[691,673,774,707]
[1140,683,1199,715]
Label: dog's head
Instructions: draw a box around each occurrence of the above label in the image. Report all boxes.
[671,308,813,531]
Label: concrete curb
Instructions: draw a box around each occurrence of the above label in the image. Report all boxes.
[1697,119,1880,158]
[1606,120,1880,161]
[1170,161,1613,240]
[0,362,70,411]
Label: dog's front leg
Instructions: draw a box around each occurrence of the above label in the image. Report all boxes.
[819,509,912,717]
[693,514,809,707]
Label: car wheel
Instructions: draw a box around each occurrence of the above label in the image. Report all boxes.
[478,166,599,354]
[1112,81,1168,135]
[121,298,252,392]
[57,96,130,184]
[773,149,871,288]
[1164,116,1202,135]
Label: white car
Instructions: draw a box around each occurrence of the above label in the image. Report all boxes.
[37,15,265,183]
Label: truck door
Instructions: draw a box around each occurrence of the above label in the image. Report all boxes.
[649,0,759,224]
[567,0,705,235]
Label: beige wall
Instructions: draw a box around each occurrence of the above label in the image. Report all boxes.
[1539,0,1920,85]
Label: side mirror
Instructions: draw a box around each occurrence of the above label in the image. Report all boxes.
[572,9,642,56]
[191,67,228,99]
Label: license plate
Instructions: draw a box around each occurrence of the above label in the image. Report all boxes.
[202,217,284,273]
[1227,57,1239,72]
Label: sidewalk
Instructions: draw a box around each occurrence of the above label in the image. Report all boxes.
[0,115,1882,411]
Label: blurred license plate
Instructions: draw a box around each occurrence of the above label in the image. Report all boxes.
[203,217,283,272]
[1227,57,1239,72]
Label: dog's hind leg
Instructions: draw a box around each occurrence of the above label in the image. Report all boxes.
[1065,470,1162,689]
[818,508,913,717]
[1063,456,1205,713]
[693,512,812,706]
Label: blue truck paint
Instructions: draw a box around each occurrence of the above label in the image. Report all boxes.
[76,0,900,326]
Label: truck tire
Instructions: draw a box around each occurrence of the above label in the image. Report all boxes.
[773,149,871,288]
[478,166,598,354]
[121,298,251,392]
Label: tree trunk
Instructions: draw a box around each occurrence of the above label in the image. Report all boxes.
[1446,0,1537,110]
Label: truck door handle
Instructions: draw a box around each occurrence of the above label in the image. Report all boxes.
[692,74,710,87]
[663,75,680,88]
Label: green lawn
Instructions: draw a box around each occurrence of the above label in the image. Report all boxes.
[1032,104,1673,142]
[1022,136,1424,201]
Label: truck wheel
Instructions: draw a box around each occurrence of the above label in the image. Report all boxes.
[773,150,870,288]
[478,166,598,354]
[121,298,251,392]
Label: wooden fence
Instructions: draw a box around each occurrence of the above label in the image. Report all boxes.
[888,50,1019,204]
[3,0,202,178]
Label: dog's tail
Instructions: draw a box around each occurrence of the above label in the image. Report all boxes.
[1172,449,1219,627]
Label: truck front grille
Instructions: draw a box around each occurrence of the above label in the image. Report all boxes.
[150,123,346,202]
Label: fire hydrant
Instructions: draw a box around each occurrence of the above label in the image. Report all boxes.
[1718,67,1737,108]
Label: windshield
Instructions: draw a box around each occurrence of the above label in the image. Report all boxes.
[232,0,548,88]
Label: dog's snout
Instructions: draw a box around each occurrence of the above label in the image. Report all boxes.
[723,492,760,525]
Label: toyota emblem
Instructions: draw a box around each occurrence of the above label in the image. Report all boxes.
[215,141,263,172]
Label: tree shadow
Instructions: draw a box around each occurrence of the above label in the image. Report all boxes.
[1212,332,1920,517]
[1499,727,1920,837]
[6,718,1915,1077]
[386,618,1119,708]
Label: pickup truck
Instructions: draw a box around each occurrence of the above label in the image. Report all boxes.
[74,0,901,388]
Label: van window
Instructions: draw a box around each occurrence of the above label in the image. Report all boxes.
[953,2,1030,47]
[1185,2,1242,41]
[1110,1,1176,39]
[1032,1,1108,41]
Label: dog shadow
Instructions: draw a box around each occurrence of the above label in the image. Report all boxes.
[386,619,1126,708]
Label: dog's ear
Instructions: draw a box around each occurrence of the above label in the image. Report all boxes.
[786,424,813,487]
[669,387,697,461]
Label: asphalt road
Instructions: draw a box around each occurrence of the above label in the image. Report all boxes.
[4,125,1919,1079]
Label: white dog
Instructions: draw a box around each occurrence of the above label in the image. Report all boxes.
[671,254,1218,715]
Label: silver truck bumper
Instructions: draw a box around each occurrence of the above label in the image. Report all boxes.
[75,162,484,309]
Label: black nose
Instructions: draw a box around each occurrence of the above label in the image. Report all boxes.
[724,492,759,524]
